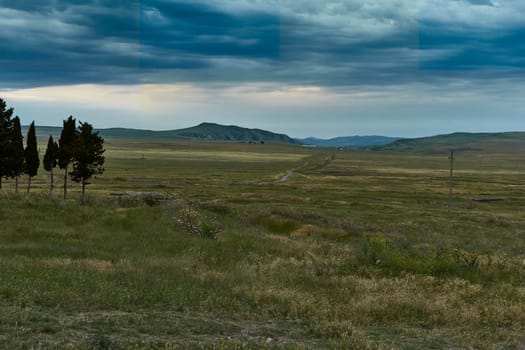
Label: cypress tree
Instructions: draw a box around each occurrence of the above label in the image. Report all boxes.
[58,116,77,199]
[24,121,39,193]
[70,122,105,202]
[43,135,59,196]
[9,116,25,193]
[0,98,14,189]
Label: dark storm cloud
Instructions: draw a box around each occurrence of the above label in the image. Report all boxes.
[419,23,525,70]
[140,1,280,69]
[0,0,141,87]
[0,0,524,89]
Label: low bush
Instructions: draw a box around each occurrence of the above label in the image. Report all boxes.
[176,208,223,239]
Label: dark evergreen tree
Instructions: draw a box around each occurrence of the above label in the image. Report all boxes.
[43,135,59,195]
[24,121,39,193]
[58,116,77,199]
[9,116,25,193]
[0,98,14,189]
[70,122,105,202]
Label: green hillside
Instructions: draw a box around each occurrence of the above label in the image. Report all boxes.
[27,125,525,153]
[25,122,298,144]
[377,132,525,154]
[171,122,299,143]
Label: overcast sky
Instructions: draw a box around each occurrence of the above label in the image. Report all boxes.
[1,0,524,138]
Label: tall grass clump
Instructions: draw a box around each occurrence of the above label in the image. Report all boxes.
[176,207,223,239]
[357,234,525,284]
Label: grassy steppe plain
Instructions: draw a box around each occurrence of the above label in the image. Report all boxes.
[1,140,524,349]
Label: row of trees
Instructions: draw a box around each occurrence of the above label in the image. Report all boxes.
[0,98,105,200]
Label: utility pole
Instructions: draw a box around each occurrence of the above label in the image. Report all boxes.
[448,150,454,213]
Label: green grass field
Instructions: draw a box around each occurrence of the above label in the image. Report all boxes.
[1,140,524,349]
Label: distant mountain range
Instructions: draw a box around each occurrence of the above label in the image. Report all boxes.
[25,123,398,148]
[375,132,525,153]
[23,123,525,153]
[299,136,401,148]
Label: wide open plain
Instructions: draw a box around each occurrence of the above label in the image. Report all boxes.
[1,139,524,349]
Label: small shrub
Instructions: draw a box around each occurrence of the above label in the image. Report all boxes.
[360,234,390,265]
[176,208,202,236]
[176,208,222,239]
[200,221,223,239]
[451,248,480,269]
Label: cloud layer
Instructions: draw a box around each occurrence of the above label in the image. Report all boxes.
[1,1,524,136]
[1,0,524,89]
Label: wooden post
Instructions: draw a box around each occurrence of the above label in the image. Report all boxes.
[448,150,454,213]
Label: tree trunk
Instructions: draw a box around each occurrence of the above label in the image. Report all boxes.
[81,177,86,203]
[15,176,19,193]
[63,166,68,199]
[50,169,54,196]
[27,176,32,194]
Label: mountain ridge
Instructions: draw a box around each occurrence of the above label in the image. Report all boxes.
[21,123,525,153]
[23,122,299,144]
[299,135,401,148]
[172,122,299,143]
[375,131,525,153]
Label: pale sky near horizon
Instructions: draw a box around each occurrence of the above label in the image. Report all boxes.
[1,0,524,138]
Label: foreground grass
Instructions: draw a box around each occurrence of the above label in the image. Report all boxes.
[1,141,524,348]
